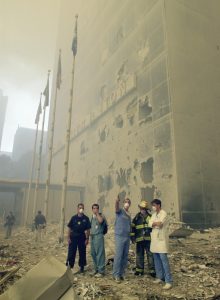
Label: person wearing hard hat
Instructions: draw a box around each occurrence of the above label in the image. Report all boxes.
[130,200,155,277]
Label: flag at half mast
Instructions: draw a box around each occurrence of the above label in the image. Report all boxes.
[56,50,62,89]
[35,95,42,125]
[71,15,78,57]
[43,71,50,107]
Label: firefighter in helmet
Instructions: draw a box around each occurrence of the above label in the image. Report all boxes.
[130,200,155,277]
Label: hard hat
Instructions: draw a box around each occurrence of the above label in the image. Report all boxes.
[138,200,149,209]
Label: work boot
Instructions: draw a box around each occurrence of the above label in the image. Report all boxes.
[113,277,121,283]
[153,278,163,284]
[149,272,156,278]
[91,270,98,276]
[163,283,172,290]
[80,266,84,273]
[95,273,104,278]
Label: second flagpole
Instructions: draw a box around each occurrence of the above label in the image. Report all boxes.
[59,15,78,243]
[44,50,62,219]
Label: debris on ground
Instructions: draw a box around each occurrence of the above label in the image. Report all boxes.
[0,224,219,299]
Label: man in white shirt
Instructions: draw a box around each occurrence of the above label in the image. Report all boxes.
[149,199,173,290]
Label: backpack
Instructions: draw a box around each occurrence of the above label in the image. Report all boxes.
[102,217,108,235]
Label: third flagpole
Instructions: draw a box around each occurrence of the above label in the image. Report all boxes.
[24,94,42,225]
[59,15,78,243]
[44,50,62,219]
[33,70,50,220]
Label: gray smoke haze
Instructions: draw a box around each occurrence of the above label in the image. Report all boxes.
[0,0,60,151]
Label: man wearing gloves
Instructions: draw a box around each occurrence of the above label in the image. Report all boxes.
[113,195,131,283]
[149,199,173,290]
[131,200,155,277]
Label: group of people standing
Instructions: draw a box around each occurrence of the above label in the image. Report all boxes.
[66,196,173,290]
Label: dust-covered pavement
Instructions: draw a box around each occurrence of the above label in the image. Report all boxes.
[0,224,220,299]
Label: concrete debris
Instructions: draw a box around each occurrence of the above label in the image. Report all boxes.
[0,256,73,300]
[0,224,220,299]
[169,228,194,239]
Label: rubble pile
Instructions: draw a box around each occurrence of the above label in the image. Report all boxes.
[0,225,219,299]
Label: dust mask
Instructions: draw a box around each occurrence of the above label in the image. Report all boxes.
[124,203,130,209]
[79,208,84,214]
[152,206,157,212]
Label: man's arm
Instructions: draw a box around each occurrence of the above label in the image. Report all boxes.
[96,213,104,224]
[67,227,72,244]
[115,195,120,213]
[152,211,167,228]
[130,216,136,243]
[85,229,90,246]
[85,217,91,245]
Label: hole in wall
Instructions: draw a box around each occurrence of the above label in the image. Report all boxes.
[140,158,154,184]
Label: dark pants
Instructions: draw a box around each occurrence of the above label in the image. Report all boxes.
[66,235,86,269]
[5,225,12,238]
[136,240,155,274]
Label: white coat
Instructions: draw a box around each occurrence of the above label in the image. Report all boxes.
[149,209,169,253]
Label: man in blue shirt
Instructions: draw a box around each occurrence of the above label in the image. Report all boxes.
[66,203,91,273]
[90,203,106,277]
[113,195,131,282]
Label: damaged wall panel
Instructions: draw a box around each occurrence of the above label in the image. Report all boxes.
[140,158,154,184]
[48,0,181,222]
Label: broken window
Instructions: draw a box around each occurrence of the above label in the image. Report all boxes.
[116,168,127,188]
[127,98,137,125]
[138,95,152,122]
[116,168,132,187]
[126,168,132,184]
[141,186,155,201]
[133,159,139,170]
[99,126,108,142]
[98,195,106,212]
[140,158,154,183]
[98,175,113,193]
[118,190,126,202]
[114,115,123,128]
[98,176,105,193]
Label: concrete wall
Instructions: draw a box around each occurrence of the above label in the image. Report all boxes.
[50,0,179,220]
[165,0,220,227]
[0,90,8,150]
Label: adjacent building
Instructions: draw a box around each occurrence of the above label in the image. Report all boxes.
[49,0,220,227]
[0,89,8,150]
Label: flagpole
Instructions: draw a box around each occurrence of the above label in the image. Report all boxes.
[33,71,50,220]
[44,50,62,219]
[24,95,42,225]
[59,15,78,243]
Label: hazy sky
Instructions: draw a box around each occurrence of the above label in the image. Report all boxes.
[0,0,60,152]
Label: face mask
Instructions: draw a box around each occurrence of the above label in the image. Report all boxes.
[152,206,157,212]
[93,214,96,218]
[124,203,130,209]
[79,208,84,214]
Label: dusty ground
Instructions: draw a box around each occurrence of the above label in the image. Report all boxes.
[0,224,220,300]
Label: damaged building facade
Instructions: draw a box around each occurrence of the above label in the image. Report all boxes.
[49,0,220,227]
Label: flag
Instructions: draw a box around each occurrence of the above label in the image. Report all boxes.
[71,15,78,57]
[35,97,42,124]
[56,50,62,89]
[43,73,50,107]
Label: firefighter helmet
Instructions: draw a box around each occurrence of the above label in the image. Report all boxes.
[138,200,149,209]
